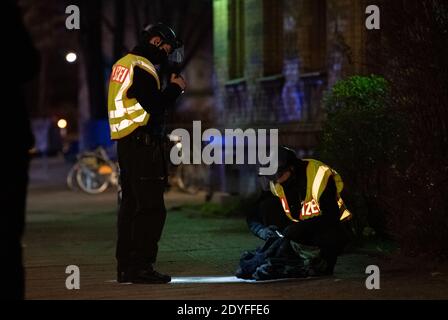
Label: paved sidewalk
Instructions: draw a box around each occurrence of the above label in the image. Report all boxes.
[23,156,448,300]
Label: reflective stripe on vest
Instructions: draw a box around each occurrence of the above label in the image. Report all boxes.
[107,54,160,140]
[303,159,352,221]
[270,181,297,222]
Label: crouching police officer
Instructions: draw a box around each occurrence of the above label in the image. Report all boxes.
[108,23,186,284]
[260,146,352,276]
[238,146,352,280]
[246,189,293,241]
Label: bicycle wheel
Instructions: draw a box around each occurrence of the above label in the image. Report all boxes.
[66,164,80,191]
[75,164,110,194]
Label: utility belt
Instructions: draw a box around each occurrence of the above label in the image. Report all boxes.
[132,128,169,182]
[133,128,166,147]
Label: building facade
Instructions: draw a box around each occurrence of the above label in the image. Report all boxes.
[213,0,369,194]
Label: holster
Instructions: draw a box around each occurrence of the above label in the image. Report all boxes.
[135,132,169,185]
[135,132,163,147]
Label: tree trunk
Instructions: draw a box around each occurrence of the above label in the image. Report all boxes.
[79,0,106,120]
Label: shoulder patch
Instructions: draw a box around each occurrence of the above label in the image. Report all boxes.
[111,65,129,83]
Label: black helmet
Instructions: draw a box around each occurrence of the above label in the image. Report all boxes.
[258,146,298,183]
[141,23,182,52]
[276,146,298,174]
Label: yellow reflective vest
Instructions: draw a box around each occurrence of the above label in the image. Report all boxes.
[269,159,352,223]
[107,53,161,140]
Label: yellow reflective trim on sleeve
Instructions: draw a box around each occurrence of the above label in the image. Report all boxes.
[340,210,352,221]
[270,181,287,199]
[337,198,352,221]
[332,170,345,194]
[311,166,330,200]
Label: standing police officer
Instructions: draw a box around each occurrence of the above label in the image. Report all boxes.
[108,23,186,284]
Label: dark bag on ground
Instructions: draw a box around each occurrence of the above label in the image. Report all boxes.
[235,236,329,281]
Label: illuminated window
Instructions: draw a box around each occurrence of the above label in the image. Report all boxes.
[310,0,327,71]
[299,0,327,72]
[228,0,245,79]
[263,0,283,76]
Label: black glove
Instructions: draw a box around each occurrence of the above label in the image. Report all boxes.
[257,225,280,241]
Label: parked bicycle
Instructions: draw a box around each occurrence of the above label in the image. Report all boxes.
[167,134,210,195]
[67,146,119,194]
[67,139,210,196]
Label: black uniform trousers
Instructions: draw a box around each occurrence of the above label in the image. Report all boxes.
[284,220,350,274]
[3,150,29,300]
[116,130,167,271]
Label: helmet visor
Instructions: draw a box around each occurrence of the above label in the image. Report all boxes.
[168,44,184,64]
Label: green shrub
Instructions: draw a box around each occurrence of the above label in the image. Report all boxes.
[317,75,406,237]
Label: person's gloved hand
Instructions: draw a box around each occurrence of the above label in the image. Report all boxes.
[257,225,280,240]
[170,73,187,91]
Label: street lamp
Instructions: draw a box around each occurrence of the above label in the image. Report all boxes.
[57,119,68,129]
[57,118,68,139]
[65,52,77,63]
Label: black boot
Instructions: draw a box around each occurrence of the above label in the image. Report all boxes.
[117,266,131,283]
[128,266,171,284]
